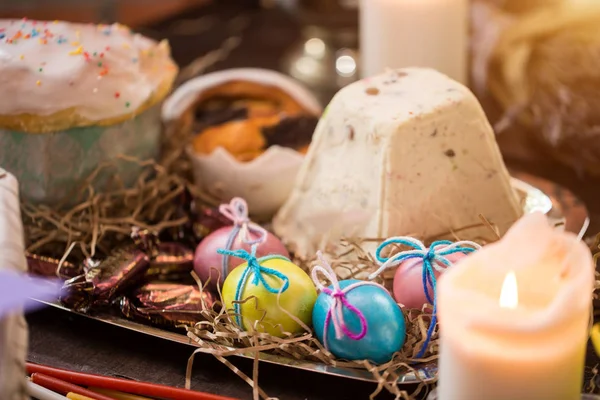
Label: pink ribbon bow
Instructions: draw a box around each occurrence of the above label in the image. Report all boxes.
[219,197,267,245]
[311,251,384,349]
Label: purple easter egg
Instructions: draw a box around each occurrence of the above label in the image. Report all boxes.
[393,252,467,310]
[193,226,290,289]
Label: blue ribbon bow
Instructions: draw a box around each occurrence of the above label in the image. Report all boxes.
[217,245,291,328]
[371,237,481,359]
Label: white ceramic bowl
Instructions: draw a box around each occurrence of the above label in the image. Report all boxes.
[162,68,322,218]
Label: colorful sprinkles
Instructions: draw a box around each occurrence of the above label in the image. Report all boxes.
[1,18,161,108]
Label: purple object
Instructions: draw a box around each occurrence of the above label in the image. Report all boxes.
[0,271,61,318]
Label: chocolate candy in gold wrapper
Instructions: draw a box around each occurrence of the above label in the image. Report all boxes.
[59,275,94,312]
[26,252,81,279]
[144,242,195,282]
[120,282,215,328]
[86,249,151,303]
[61,248,151,311]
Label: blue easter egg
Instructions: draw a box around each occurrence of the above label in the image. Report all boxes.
[312,279,406,364]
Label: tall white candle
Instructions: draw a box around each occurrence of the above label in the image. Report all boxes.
[437,212,594,400]
[359,0,468,83]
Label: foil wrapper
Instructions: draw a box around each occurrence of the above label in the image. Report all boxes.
[60,248,151,311]
[120,282,215,328]
[60,229,158,311]
[144,242,195,282]
[59,275,93,312]
[86,249,151,303]
[26,252,81,279]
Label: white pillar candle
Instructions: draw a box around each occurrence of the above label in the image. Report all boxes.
[437,212,594,400]
[359,0,468,83]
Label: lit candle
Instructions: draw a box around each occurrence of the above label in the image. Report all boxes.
[437,212,594,400]
[359,0,468,83]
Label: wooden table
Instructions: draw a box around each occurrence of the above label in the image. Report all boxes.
[27,1,600,399]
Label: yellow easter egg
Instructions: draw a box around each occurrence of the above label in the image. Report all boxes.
[222,257,317,337]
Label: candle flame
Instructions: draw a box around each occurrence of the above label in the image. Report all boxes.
[499,271,518,309]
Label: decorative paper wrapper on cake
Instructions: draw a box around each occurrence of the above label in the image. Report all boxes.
[162,68,322,218]
[0,105,162,205]
[0,19,178,205]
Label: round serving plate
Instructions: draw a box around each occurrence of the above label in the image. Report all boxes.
[511,171,590,238]
[35,172,589,386]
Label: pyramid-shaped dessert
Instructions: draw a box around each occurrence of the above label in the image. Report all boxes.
[273,68,523,258]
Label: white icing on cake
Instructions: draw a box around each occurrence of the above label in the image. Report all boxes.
[273,68,523,258]
[0,19,176,121]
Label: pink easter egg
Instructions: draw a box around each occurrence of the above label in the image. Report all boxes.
[193,226,290,289]
[393,252,467,310]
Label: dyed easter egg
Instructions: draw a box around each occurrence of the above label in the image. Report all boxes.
[222,256,317,337]
[312,280,406,364]
[194,226,289,288]
[392,252,467,310]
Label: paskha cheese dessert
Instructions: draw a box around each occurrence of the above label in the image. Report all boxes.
[273,68,523,258]
[0,19,178,204]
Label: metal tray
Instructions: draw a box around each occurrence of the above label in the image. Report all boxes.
[36,173,590,385]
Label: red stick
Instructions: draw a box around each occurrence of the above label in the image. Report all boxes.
[27,363,239,400]
[30,373,117,400]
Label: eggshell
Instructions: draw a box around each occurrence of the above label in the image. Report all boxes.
[162,68,322,218]
[393,252,468,310]
[194,225,289,288]
[312,280,406,364]
[222,257,317,337]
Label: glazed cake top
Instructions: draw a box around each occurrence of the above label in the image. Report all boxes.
[0,19,177,130]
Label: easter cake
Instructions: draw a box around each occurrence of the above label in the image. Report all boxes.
[273,68,523,258]
[0,19,178,204]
